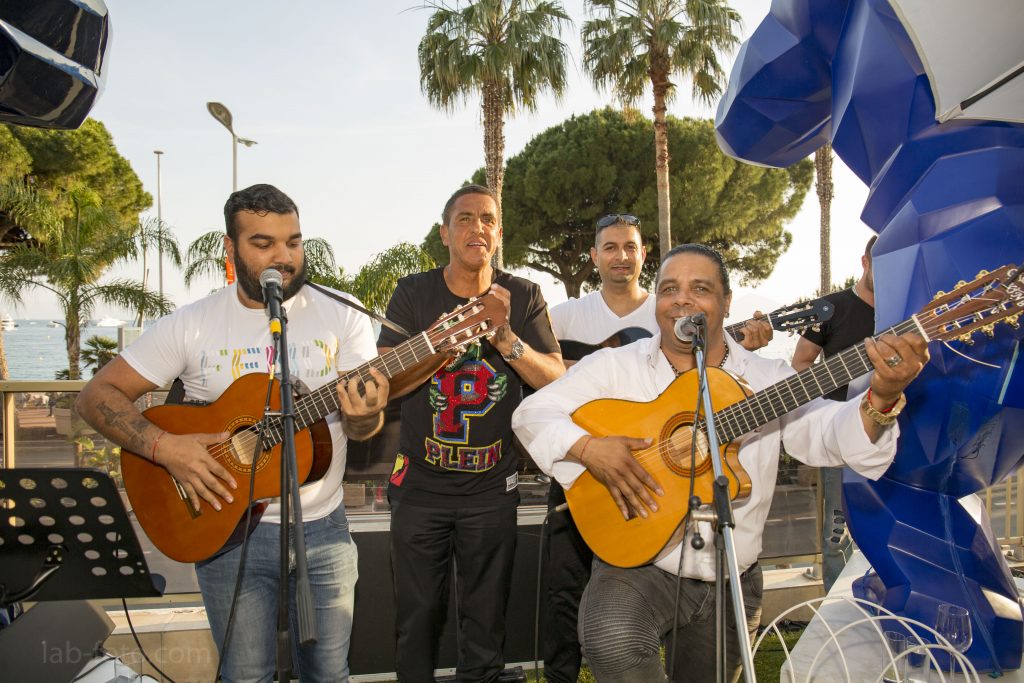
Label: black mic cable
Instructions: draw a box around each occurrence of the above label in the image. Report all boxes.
[534,499,570,681]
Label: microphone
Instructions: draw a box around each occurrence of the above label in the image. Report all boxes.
[259,268,285,336]
[673,313,706,344]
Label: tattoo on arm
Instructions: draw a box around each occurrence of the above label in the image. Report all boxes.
[95,400,155,453]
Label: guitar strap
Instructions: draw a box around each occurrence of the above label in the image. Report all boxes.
[165,280,411,405]
[304,280,411,338]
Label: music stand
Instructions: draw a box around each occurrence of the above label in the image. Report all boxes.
[0,468,163,682]
[0,467,163,602]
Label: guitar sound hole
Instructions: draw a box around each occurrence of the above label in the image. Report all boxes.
[227,426,264,467]
[663,424,710,473]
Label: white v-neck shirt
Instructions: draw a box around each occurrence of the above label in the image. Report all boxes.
[548,290,657,344]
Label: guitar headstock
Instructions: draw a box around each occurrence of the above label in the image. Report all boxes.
[919,265,1023,343]
[426,292,509,355]
[771,297,836,335]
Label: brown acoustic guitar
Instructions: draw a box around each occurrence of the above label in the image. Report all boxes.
[565,265,1023,567]
[121,292,508,563]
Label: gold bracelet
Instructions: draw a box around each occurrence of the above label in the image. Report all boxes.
[861,392,907,426]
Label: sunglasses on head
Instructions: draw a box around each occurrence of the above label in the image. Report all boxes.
[596,214,641,228]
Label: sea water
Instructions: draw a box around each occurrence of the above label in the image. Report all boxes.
[1,320,121,380]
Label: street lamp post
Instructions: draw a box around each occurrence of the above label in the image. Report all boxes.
[206,102,257,192]
[154,149,164,298]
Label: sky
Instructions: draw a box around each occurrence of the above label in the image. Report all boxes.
[15,0,873,327]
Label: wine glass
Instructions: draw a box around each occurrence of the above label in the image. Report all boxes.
[935,603,973,675]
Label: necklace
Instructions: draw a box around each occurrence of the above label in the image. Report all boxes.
[669,343,729,377]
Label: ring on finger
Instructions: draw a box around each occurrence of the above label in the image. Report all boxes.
[885,354,902,367]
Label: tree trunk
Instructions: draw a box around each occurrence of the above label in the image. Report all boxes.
[137,247,148,327]
[65,312,81,381]
[482,81,506,269]
[815,144,834,295]
[651,60,673,261]
[0,331,8,380]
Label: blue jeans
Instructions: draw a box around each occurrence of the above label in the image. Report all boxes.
[821,466,852,592]
[196,504,359,683]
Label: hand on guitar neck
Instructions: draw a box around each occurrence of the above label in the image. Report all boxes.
[730,311,773,350]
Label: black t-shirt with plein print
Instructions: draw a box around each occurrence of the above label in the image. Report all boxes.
[377,268,559,508]
[800,288,875,401]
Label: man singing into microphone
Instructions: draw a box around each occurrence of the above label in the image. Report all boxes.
[77,184,387,682]
[512,244,929,682]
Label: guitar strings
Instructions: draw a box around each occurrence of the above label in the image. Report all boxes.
[198,312,494,465]
[618,294,1017,469]
[201,287,1013,470]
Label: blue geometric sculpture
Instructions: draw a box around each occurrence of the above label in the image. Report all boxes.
[716,0,1024,673]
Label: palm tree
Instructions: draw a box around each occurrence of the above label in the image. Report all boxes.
[184,230,337,289]
[418,0,571,267]
[0,180,63,379]
[130,216,183,325]
[0,191,172,379]
[582,0,741,258]
[815,144,834,295]
[315,242,437,314]
[81,334,119,375]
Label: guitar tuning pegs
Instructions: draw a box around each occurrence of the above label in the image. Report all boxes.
[933,289,947,300]
[958,334,975,345]
[982,324,996,338]
[976,268,990,278]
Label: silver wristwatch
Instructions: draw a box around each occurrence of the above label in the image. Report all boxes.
[501,338,525,362]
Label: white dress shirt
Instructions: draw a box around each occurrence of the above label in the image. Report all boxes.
[512,332,898,580]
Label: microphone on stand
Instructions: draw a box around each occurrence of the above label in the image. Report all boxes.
[673,312,706,344]
[259,268,285,337]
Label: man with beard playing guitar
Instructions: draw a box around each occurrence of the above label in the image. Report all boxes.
[513,244,928,682]
[77,184,387,682]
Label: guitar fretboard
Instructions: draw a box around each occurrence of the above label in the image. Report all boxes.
[258,332,436,449]
[714,318,920,442]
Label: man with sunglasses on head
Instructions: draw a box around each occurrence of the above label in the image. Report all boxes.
[541,215,774,682]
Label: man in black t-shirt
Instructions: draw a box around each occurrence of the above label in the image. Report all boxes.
[792,235,877,591]
[378,184,563,682]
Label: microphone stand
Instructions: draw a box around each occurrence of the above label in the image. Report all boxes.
[688,324,756,683]
[266,290,317,682]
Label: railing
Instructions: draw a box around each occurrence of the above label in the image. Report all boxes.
[4,380,1020,592]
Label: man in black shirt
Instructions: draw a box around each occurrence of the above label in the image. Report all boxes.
[377,184,563,682]
[792,235,877,591]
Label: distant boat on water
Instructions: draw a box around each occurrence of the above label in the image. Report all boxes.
[1,314,17,331]
[93,315,126,328]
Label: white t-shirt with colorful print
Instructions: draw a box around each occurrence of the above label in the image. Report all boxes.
[121,282,378,523]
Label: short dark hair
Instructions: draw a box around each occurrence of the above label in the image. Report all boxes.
[865,235,878,258]
[442,184,497,226]
[595,215,643,245]
[224,184,299,240]
[658,243,732,295]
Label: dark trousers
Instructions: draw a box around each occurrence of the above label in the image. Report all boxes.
[390,499,518,683]
[579,560,763,683]
[543,483,594,683]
